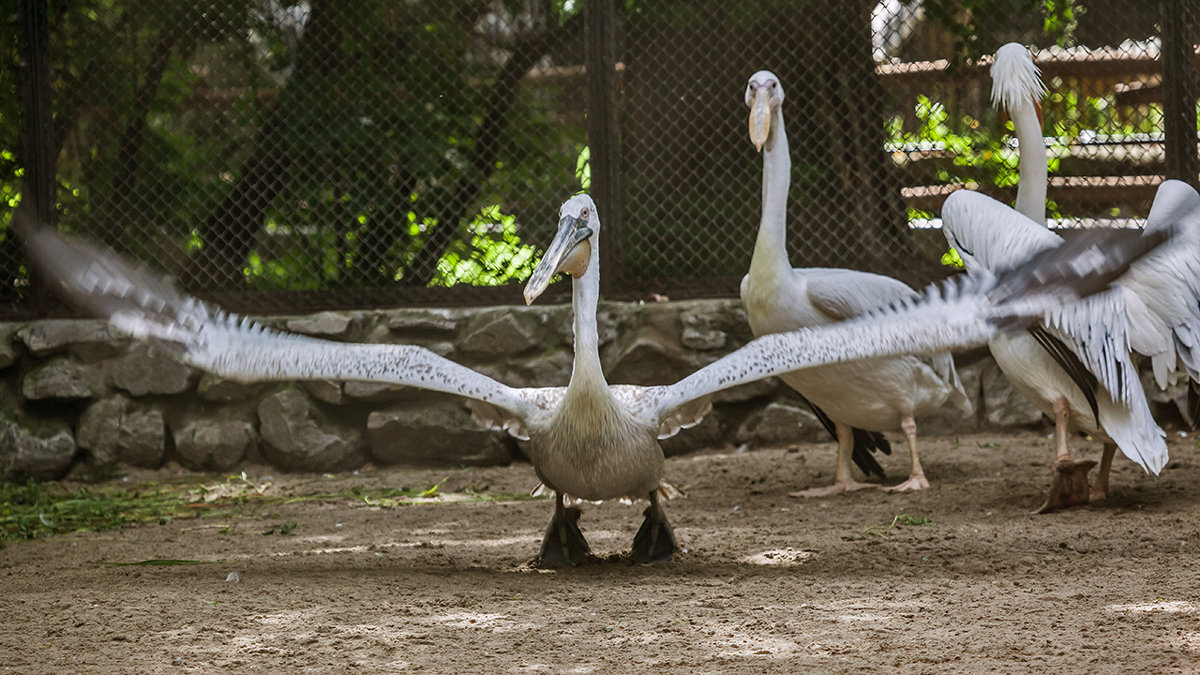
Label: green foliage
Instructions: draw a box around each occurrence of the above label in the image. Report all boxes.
[4,0,585,293]
[941,247,964,268]
[888,91,1166,226]
[919,0,1085,61]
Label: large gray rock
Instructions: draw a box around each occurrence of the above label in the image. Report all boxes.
[736,401,826,447]
[175,419,256,471]
[980,360,1047,427]
[76,396,166,467]
[344,381,409,402]
[712,378,780,404]
[22,358,95,401]
[258,389,367,471]
[286,312,354,337]
[197,373,271,402]
[367,399,515,466]
[604,333,695,386]
[387,308,459,335]
[117,408,166,467]
[504,349,573,388]
[459,310,541,356]
[16,319,120,359]
[680,304,728,351]
[300,379,344,405]
[0,417,76,480]
[110,344,193,396]
[77,396,128,466]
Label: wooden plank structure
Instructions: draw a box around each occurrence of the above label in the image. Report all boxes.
[880,37,1200,218]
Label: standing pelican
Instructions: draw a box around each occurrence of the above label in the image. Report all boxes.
[961,43,1200,510]
[18,194,1161,564]
[742,70,970,494]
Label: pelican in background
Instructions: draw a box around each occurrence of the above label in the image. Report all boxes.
[18,194,1163,565]
[962,42,1200,510]
[991,42,1047,221]
[742,70,970,495]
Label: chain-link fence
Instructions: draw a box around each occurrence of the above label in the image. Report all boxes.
[4,0,1199,317]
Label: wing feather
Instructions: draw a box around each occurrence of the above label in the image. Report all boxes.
[652,275,1008,418]
[941,190,1062,273]
[804,269,916,321]
[653,209,1168,420]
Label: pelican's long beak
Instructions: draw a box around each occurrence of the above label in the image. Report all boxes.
[523,215,593,305]
[748,87,772,152]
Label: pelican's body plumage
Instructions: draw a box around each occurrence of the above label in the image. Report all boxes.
[741,70,968,494]
[743,267,965,433]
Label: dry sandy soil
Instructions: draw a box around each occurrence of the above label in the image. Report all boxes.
[3,430,1200,673]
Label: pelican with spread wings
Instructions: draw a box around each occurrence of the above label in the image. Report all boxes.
[21,193,1162,564]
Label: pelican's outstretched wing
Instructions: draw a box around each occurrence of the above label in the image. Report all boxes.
[22,223,540,431]
[1122,180,1200,389]
[650,223,1167,422]
[943,190,1133,409]
[940,189,1061,274]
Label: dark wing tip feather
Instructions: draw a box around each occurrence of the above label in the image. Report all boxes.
[1188,380,1200,430]
[850,428,892,479]
[798,395,890,478]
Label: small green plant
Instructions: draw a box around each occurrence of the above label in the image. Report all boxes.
[419,478,448,499]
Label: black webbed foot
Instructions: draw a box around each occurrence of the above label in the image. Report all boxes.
[630,490,676,563]
[538,493,591,567]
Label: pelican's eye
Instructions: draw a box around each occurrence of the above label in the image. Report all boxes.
[579,207,590,221]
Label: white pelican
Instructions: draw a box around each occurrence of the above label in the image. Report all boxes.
[991,42,1048,221]
[19,195,1163,564]
[960,42,1200,510]
[742,70,970,494]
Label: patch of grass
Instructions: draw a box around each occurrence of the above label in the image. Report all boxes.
[1,474,546,544]
[863,514,936,537]
[262,522,299,536]
[1,479,201,542]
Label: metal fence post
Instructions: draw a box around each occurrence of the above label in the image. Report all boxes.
[586,0,621,295]
[17,0,55,222]
[16,0,56,309]
[1162,0,1200,190]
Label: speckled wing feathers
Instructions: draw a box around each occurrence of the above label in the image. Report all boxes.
[22,224,539,433]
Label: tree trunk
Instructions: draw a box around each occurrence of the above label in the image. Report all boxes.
[402,12,585,287]
[183,0,340,291]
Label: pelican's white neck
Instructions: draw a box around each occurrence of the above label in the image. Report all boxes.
[750,105,792,278]
[567,237,607,392]
[1011,104,1047,223]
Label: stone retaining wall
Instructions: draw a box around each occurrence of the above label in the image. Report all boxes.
[5,299,1181,480]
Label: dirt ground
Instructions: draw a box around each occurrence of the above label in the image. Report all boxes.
[3,430,1200,673]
